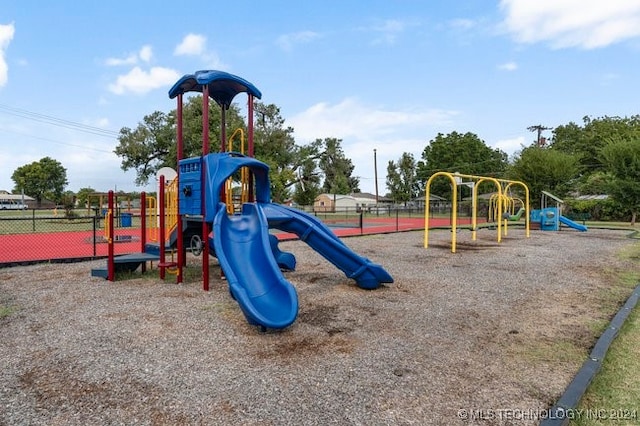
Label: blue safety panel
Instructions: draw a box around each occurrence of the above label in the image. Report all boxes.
[179,157,203,215]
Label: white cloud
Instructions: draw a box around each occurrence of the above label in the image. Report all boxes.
[138,45,153,62]
[174,33,207,56]
[276,31,320,52]
[203,52,227,70]
[492,135,526,155]
[108,66,181,95]
[105,53,138,66]
[0,22,16,87]
[290,97,457,141]
[172,34,227,69]
[498,61,518,71]
[105,45,153,66]
[499,0,640,49]
[600,72,619,85]
[449,18,476,31]
[289,98,458,193]
[368,19,417,46]
[88,117,110,128]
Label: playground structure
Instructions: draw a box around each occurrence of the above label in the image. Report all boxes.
[423,172,530,253]
[94,70,393,330]
[530,190,587,232]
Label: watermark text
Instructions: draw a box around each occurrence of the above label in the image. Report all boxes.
[457,407,638,422]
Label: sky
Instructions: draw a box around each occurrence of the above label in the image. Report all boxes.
[2,1,640,196]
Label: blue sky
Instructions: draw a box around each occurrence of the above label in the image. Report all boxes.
[2,1,640,195]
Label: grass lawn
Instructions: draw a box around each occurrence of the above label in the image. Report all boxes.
[570,241,640,425]
[571,306,640,425]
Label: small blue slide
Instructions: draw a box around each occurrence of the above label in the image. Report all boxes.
[559,215,588,232]
[212,203,299,329]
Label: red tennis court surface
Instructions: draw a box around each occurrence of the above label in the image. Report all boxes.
[0,229,145,265]
[0,217,472,266]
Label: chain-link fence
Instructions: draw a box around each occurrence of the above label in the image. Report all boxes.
[305,206,426,232]
[1,206,433,267]
[0,209,144,267]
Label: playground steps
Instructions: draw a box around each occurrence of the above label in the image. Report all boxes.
[91,252,160,279]
[144,242,172,257]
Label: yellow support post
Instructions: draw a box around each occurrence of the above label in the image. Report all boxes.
[503,181,530,238]
[146,196,158,242]
[472,177,502,242]
[226,128,247,214]
[424,172,458,252]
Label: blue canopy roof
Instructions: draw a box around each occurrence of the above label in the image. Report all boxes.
[168,70,262,108]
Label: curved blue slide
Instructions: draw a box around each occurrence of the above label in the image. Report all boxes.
[559,215,588,232]
[261,203,394,290]
[198,152,393,330]
[212,203,298,329]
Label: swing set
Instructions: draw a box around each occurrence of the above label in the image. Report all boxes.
[423,172,530,253]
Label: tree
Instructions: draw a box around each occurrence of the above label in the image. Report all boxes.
[417,131,508,198]
[11,157,68,206]
[61,190,77,218]
[115,99,323,204]
[253,103,323,203]
[76,187,97,208]
[506,146,580,208]
[576,172,611,195]
[318,138,360,194]
[552,115,640,175]
[115,110,177,186]
[292,156,321,206]
[114,96,245,185]
[601,139,640,225]
[386,152,419,205]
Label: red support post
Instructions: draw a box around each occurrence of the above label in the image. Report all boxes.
[176,94,184,283]
[248,94,254,157]
[177,93,184,158]
[220,107,226,153]
[248,94,255,201]
[107,190,115,281]
[218,103,227,282]
[202,85,210,291]
[140,192,147,273]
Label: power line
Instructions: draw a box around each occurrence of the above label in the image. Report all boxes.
[0,128,114,153]
[0,103,119,138]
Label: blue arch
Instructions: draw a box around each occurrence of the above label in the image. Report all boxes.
[202,153,270,223]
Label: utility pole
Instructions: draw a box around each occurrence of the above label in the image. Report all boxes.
[527,124,552,147]
[373,149,379,205]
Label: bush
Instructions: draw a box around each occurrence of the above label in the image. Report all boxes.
[564,198,629,222]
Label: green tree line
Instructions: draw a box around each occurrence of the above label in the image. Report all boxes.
[9,99,640,224]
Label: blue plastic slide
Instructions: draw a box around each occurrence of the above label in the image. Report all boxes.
[212,203,298,329]
[261,203,394,290]
[559,215,588,232]
[194,152,393,330]
[268,234,296,271]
